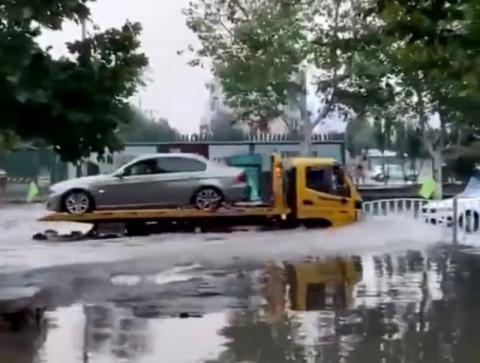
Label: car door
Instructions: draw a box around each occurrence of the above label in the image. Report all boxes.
[298,164,357,226]
[150,156,208,206]
[95,158,164,208]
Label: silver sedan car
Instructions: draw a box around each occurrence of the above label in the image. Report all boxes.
[48,153,249,214]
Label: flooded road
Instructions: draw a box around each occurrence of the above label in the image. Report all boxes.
[2,205,480,362]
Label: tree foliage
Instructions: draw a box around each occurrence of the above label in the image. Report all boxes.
[0,130,19,158]
[0,0,148,161]
[118,109,179,143]
[339,0,480,195]
[187,0,480,191]
[345,115,376,156]
[185,0,379,152]
[209,109,245,141]
[186,0,308,124]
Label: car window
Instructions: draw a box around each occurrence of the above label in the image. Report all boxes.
[157,157,206,173]
[124,158,160,176]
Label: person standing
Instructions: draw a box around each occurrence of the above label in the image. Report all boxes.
[354,153,367,185]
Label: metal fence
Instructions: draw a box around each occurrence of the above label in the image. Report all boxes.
[177,132,343,142]
[362,198,427,218]
[362,197,480,246]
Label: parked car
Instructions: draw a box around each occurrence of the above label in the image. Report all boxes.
[420,170,480,232]
[371,164,418,183]
[47,153,249,214]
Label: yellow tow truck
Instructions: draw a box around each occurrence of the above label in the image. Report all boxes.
[40,155,362,237]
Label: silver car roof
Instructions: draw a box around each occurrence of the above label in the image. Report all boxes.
[130,153,208,163]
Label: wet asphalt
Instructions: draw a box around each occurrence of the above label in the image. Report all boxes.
[3,205,480,363]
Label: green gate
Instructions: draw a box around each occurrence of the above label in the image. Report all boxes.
[225,154,263,201]
[0,148,68,184]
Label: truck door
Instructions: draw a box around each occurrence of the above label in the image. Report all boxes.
[297,164,357,227]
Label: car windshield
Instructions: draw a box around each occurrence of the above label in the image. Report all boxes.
[460,171,480,197]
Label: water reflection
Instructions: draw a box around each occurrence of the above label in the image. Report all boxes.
[6,248,480,362]
[0,320,46,363]
[83,304,150,362]
[211,251,458,363]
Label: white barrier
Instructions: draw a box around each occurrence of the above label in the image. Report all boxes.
[362,198,428,219]
[362,197,480,245]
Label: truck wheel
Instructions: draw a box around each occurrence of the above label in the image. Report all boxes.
[459,210,480,233]
[192,187,223,210]
[62,190,94,215]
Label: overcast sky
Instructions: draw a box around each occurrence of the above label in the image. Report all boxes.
[41,0,211,134]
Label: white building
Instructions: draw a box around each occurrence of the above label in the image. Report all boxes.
[200,72,346,137]
[199,78,302,136]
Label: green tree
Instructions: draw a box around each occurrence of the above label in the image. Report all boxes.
[394,122,425,172]
[0,130,19,159]
[185,0,372,155]
[350,0,480,197]
[118,110,179,143]
[209,109,245,141]
[345,116,376,157]
[0,0,148,161]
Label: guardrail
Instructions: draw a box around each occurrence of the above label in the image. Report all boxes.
[452,197,480,244]
[362,197,480,245]
[362,198,427,218]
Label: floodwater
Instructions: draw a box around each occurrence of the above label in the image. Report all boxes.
[1,205,480,362]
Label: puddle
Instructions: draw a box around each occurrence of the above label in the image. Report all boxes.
[3,206,478,363]
[2,246,478,362]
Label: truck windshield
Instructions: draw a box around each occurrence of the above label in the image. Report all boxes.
[306,166,350,197]
[332,166,350,197]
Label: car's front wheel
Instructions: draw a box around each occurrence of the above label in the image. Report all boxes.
[62,190,94,215]
[192,187,223,210]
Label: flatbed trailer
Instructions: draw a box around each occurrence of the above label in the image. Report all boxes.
[40,205,291,236]
[39,155,362,237]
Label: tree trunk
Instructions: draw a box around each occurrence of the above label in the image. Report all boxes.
[425,137,443,199]
[296,76,313,156]
[432,151,443,199]
[414,78,443,199]
[410,157,416,172]
[381,150,387,185]
[302,121,313,156]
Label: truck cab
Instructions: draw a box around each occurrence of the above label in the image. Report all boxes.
[280,156,362,227]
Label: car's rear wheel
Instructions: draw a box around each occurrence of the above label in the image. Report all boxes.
[62,190,94,215]
[192,187,223,210]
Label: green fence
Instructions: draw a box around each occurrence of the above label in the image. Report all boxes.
[0,149,68,184]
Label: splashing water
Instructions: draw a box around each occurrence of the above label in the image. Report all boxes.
[0,205,446,274]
